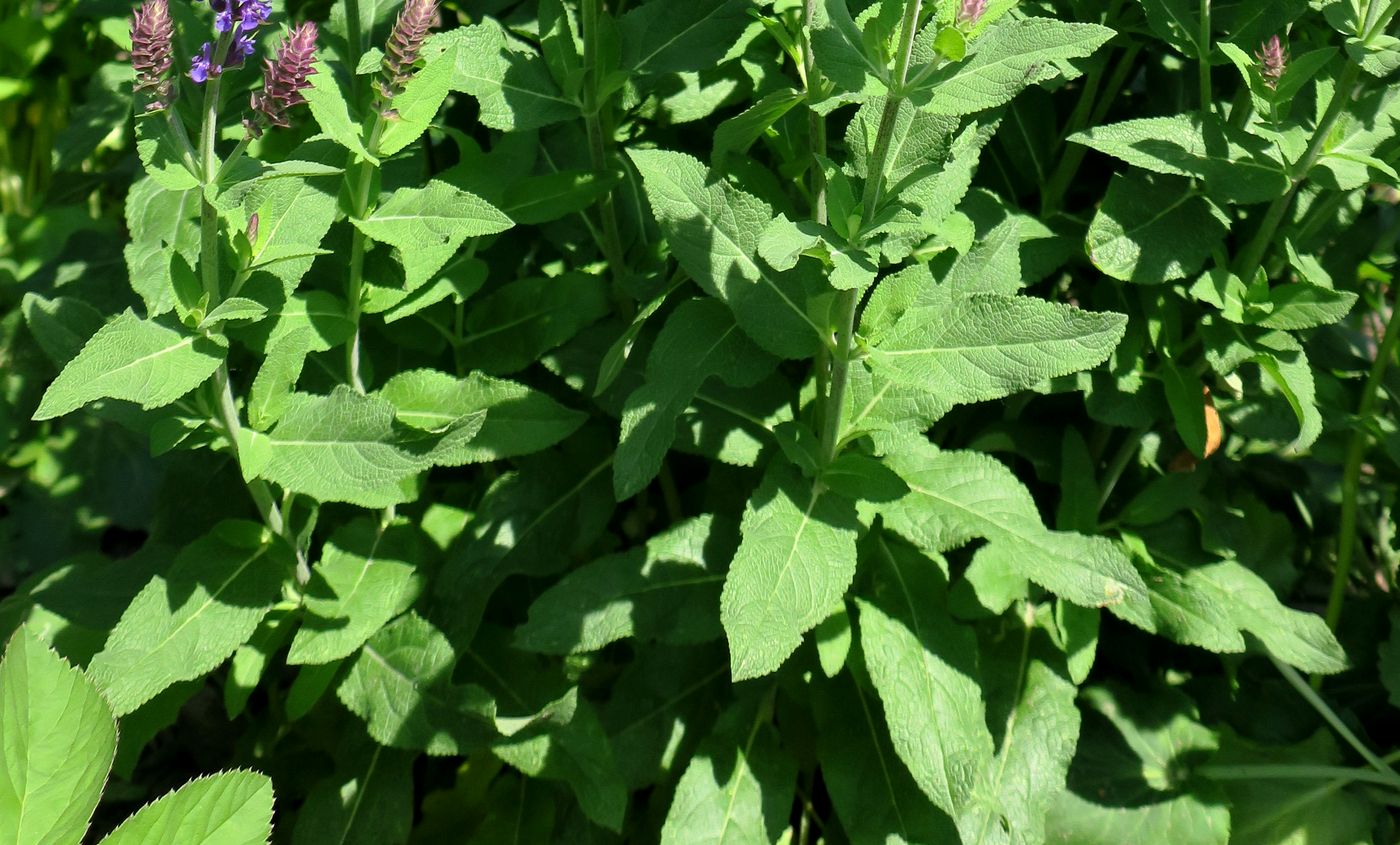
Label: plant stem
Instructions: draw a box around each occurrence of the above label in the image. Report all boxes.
[1200,763,1400,789]
[1273,655,1400,781]
[344,0,363,77]
[197,33,234,302]
[582,0,627,286]
[1233,62,1362,280]
[345,115,385,392]
[1197,0,1212,113]
[1324,292,1400,633]
[804,0,832,438]
[819,0,923,464]
[1040,41,1140,214]
[194,38,308,582]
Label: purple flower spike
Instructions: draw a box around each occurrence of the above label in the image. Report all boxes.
[190,41,217,83]
[1256,34,1287,89]
[376,0,440,107]
[956,0,987,27]
[131,0,175,109]
[247,22,318,136]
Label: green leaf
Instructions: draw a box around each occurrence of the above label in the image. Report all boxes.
[629,148,827,358]
[660,697,797,845]
[33,311,226,420]
[713,88,806,162]
[287,518,426,665]
[1251,282,1357,330]
[379,369,585,463]
[957,620,1082,845]
[20,293,104,366]
[456,274,611,374]
[0,626,116,845]
[303,60,376,162]
[857,533,994,816]
[864,293,1127,411]
[122,177,201,316]
[880,442,1155,629]
[247,327,311,431]
[240,387,484,509]
[812,670,959,845]
[86,521,290,715]
[1161,359,1210,457]
[377,41,458,156]
[1046,684,1228,845]
[225,609,295,719]
[721,463,861,680]
[500,170,621,225]
[618,0,753,74]
[199,296,268,328]
[336,612,497,755]
[1069,114,1289,204]
[96,770,274,845]
[492,697,627,832]
[1086,172,1229,284]
[134,111,198,191]
[912,19,1116,116]
[1252,331,1323,453]
[810,0,889,104]
[820,452,909,502]
[353,180,512,292]
[438,20,579,132]
[617,299,775,500]
[1137,0,1204,56]
[515,515,729,653]
[293,743,414,845]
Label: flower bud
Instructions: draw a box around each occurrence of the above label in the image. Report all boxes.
[956,0,987,27]
[1256,34,1287,89]
[131,0,175,110]
[376,0,440,108]
[247,22,319,136]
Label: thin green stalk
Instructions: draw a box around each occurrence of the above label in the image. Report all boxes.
[1200,763,1400,789]
[194,43,308,582]
[582,0,628,286]
[1040,42,1141,215]
[1198,0,1212,112]
[804,0,832,441]
[345,115,385,392]
[1233,62,1362,280]
[1273,655,1400,781]
[819,0,923,463]
[1324,294,1400,632]
[344,0,364,77]
[197,32,234,302]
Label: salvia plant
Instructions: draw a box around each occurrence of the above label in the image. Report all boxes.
[0,0,1398,840]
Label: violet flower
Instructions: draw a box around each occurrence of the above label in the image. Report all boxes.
[247,22,318,136]
[1256,34,1287,89]
[956,0,987,27]
[130,0,175,109]
[190,0,270,83]
[376,0,440,108]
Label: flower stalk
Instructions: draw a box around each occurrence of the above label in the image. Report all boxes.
[818,0,925,463]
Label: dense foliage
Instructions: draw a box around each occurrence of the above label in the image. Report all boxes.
[1,0,1399,840]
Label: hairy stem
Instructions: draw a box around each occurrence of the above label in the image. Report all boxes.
[1233,62,1362,280]
[804,0,832,441]
[1325,292,1400,633]
[819,0,923,463]
[345,115,385,392]
[195,39,308,581]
